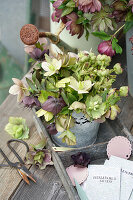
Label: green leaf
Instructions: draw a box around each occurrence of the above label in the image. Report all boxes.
[67,93,77,104]
[76,17,85,24]
[35,42,44,51]
[38,90,56,103]
[112,38,122,54]
[29,58,35,63]
[61,91,69,105]
[92,31,111,41]
[85,28,89,41]
[124,21,133,33]
[59,106,70,115]
[66,0,75,8]
[58,129,76,146]
[31,139,46,150]
[61,7,73,17]
[26,78,38,92]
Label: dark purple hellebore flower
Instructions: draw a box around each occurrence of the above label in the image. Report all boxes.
[42,96,66,115]
[66,12,84,39]
[98,41,115,57]
[47,123,58,135]
[29,48,49,61]
[78,0,101,13]
[71,152,91,168]
[22,96,41,108]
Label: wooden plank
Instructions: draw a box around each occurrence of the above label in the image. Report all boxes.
[0,95,41,200]
[11,165,69,200]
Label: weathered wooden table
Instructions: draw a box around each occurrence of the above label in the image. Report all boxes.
[0,40,133,200]
[0,95,69,200]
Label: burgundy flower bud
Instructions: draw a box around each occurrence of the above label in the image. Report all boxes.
[22,96,41,108]
[112,10,127,22]
[47,123,58,135]
[29,48,49,61]
[71,152,91,168]
[98,41,115,57]
[42,96,66,115]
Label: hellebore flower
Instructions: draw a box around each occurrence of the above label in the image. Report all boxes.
[47,123,58,135]
[66,12,84,39]
[42,55,62,76]
[29,48,49,61]
[51,9,63,22]
[26,139,53,170]
[113,63,123,75]
[71,152,91,167]
[119,86,128,97]
[128,0,133,13]
[9,78,29,102]
[22,96,41,108]
[78,0,101,13]
[42,96,66,115]
[36,109,54,122]
[98,41,115,57]
[56,115,75,132]
[69,77,93,94]
[5,117,29,139]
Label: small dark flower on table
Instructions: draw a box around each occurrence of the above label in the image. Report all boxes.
[71,152,91,167]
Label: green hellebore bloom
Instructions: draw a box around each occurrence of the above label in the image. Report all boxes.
[119,86,128,97]
[113,63,123,75]
[5,117,29,139]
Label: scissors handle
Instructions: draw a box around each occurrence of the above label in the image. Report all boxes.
[0,148,17,167]
[7,139,29,164]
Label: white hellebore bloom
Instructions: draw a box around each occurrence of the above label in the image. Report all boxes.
[42,58,62,76]
[9,78,29,102]
[69,78,94,94]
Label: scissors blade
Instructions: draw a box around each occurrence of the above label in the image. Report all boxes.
[18,169,30,185]
[20,165,36,183]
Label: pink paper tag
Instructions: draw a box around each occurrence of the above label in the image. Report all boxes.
[107,136,132,159]
[66,165,88,186]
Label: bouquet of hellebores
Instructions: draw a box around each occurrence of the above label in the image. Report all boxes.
[9,46,128,145]
[51,0,133,57]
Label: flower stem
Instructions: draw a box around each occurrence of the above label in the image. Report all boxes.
[67,115,72,129]
[112,24,125,37]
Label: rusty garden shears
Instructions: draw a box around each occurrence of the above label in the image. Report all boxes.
[0,139,36,184]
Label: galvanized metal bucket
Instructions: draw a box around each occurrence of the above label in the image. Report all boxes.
[51,112,100,148]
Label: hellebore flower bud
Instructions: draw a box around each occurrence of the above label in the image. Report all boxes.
[47,123,58,135]
[22,96,41,108]
[98,41,115,57]
[113,63,123,74]
[119,86,128,97]
[71,152,91,168]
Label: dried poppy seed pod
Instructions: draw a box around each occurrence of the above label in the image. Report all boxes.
[20,24,39,45]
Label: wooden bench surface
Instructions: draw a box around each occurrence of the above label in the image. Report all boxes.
[0,95,69,200]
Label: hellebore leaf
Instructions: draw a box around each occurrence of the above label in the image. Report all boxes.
[42,97,66,115]
[56,115,75,132]
[38,90,56,103]
[58,129,76,146]
[92,31,111,41]
[36,109,53,122]
[31,139,46,150]
[5,117,29,139]
[56,77,71,88]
